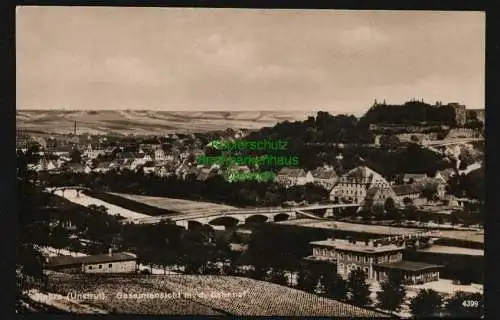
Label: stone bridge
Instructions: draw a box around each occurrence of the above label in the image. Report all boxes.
[128,203,360,228]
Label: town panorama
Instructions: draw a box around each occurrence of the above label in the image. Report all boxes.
[16,7,484,319]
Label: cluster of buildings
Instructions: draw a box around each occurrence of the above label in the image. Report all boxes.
[273,164,457,212]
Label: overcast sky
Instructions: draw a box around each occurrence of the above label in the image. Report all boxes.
[16,7,484,115]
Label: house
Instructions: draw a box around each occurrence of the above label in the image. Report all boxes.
[35,159,59,172]
[93,161,112,173]
[275,168,314,188]
[83,144,106,160]
[141,161,156,174]
[104,146,120,156]
[45,249,138,274]
[131,153,154,169]
[434,169,455,183]
[311,166,338,190]
[402,173,428,184]
[155,165,171,177]
[116,152,136,160]
[362,187,397,210]
[64,163,91,174]
[175,163,191,180]
[154,148,167,162]
[306,238,442,285]
[392,184,426,206]
[196,167,213,181]
[330,166,391,204]
[421,178,447,199]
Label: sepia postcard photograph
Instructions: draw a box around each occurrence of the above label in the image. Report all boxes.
[16,6,484,318]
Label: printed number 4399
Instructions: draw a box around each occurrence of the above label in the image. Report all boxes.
[462,300,479,308]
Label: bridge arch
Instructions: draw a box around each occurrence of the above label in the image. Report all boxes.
[273,213,291,222]
[187,220,204,231]
[208,216,241,229]
[245,214,269,224]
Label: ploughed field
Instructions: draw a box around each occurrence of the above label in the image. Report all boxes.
[45,272,385,317]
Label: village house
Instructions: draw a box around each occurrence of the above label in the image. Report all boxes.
[361,187,397,211]
[130,153,152,170]
[402,173,428,184]
[275,168,314,188]
[45,249,138,274]
[154,147,167,162]
[35,158,59,173]
[83,144,106,160]
[306,237,442,285]
[93,161,112,173]
[63,162,92,174]
[140,161,156,174]
[155,165,171,177]
[392,184,427,206]
[330,166,391,204]
[311,166,338,190]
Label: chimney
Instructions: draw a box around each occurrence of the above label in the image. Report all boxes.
[108,248,112,257]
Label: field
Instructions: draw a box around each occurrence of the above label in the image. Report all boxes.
[82,191,178,217]
[16,110,315,135]
[44,272,386,317]
[417,245,484,256]
[109,192,238,214]
[437,230,484,245]
[278,219,422,235]
[278,219,484,247]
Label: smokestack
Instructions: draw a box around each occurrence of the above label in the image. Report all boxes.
[108,248,112,257]
[74,121,77,135]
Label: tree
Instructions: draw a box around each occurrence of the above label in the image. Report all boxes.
[445,291,483,318]
[409,289,443,318]
[296,268,319,292]
[384,198,397,216]
[422,186,437,202]
[251,264,270,281]
[376,272,407,315]
[347,268,372,307]
[323,269,348,300]
[69,148,82,163]
[269,267,288,286]
[371,203,386,219]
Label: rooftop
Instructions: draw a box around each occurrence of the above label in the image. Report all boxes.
[311,167,337,179]
[310,238,405,253]
[403,173,427,181]
[45,252,137,268]
[392,184,425,196]
[277,168,307,177]
[374,260,443,272]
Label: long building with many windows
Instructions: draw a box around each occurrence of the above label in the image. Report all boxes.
[305,237,442,285]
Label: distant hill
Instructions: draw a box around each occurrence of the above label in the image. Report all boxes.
[16,110,316,135]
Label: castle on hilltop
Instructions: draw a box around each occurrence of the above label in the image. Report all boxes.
[369,99,477,127]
